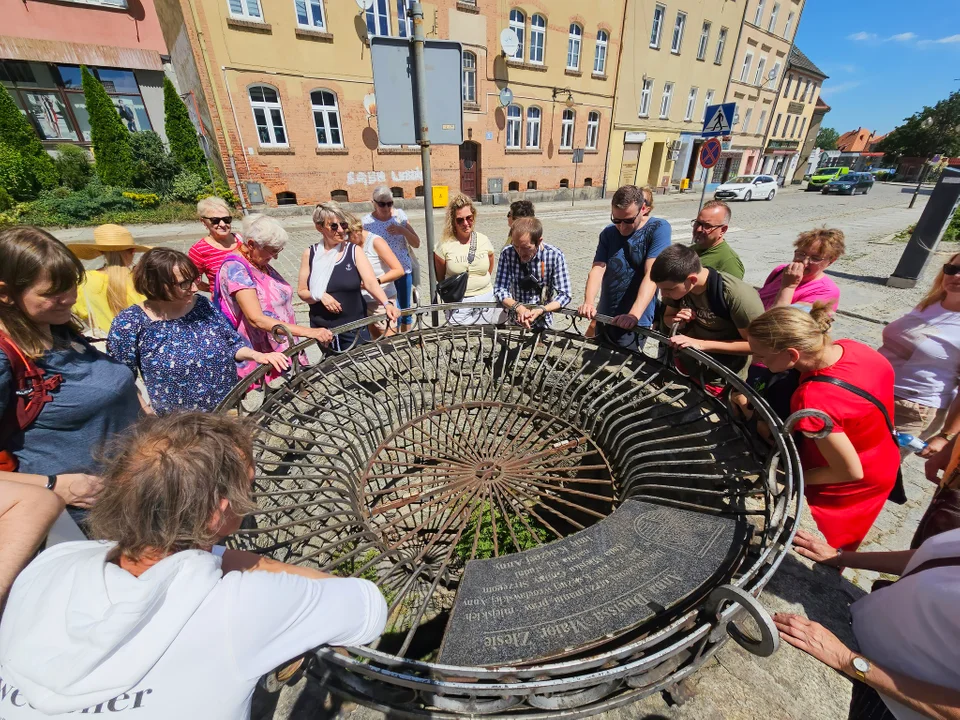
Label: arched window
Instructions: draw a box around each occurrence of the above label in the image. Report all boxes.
[391,186,404,198]
[560,109,575,149]
[310,89,343,148]
[330,189,348,201]
[509,9,525,60]
[527,180,537,190]
[583,177,593,187]
[248,85,287,147]
[530,14,546,64]
[586,111,600,149]
[506,104,522,149]
[508,181,520,192]
[525,107,541,149]
[276,191,297,205]
[593,29,608,74]
[462,51,477,104]
[559,178,569,188]
[414,185,424,197]
[567,24,582,70]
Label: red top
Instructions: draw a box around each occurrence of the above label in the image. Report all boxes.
[791,339,898,550]
[188,234,241,287]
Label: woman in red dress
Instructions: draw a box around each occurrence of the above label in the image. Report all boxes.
[748,303,899,550]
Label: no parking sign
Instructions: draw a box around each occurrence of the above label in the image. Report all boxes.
[700,139,722,169]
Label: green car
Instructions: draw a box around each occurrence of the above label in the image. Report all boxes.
[806,166,850,191]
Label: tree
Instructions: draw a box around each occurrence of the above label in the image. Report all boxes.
[815,127,839,151]
[0,85,58,196]
[130,131,179,194]
[81,65,133,186]
[876,90,960,160]
[163,77,207,177]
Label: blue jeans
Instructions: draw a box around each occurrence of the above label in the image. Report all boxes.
[394,272,414,327]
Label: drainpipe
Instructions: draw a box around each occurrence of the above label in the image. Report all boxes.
[601,0,630,195]
[183,0,248,212]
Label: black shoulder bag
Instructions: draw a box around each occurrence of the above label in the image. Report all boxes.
[800,376,907,505]
[435,232,477,304]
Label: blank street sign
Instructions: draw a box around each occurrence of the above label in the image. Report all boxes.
[572,148,585,164]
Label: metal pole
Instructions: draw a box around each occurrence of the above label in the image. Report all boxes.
[572,157,578,207]
[411,2,438,303]
[697,160,708,212]
[909,162,930,209]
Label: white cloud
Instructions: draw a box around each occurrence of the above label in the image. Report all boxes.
[840,64,857,73]
[933,34,960,43]
[848,31,877,41]
[888,32,917,42]
[821,81,861,96]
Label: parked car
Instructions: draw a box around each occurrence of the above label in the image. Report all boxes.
[806,166,850,191]
[822,172,874,196]
[713,175,778,202]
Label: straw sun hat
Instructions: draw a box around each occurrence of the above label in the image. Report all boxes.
[66,224,152,260]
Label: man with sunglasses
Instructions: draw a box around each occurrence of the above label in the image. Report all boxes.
[690,200,744,279]
[578,185,671,349]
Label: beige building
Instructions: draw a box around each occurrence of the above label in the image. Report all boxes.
[606,0,746,194]
[759,46,825,180]
[720,0,805,179]
[154,0,623,208]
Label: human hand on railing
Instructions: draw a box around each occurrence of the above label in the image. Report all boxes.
[577,301,597,319]
[251,351,291,373]
[320,293,342,314]
[611,313,639,330]
[307,327,334,345]
[384,302,400,323]
[669,334,704,352]
[673,308,695,324]
[515,305,543,329]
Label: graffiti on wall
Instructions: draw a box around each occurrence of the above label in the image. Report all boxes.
[347,168,424,185]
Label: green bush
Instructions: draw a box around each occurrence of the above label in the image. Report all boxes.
[0,143,31,200]
[209,176,239,207]
[170,171,209,203]
[129,131,178,194]
[19,184,135,226]
[122,191,161,208]
[945,207,960,244]
[163,77,207,177]
[82,66,133,187]
[0,187,13,212]
[54,144,92,191]
[0,85,58,197]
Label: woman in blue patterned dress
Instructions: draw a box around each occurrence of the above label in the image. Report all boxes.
[107,249,289,414]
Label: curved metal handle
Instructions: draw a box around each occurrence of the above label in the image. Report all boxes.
[706,584,779,657]
[783,408,833,437]
[270,324,301,377]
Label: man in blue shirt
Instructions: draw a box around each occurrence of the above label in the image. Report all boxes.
[577,185,672,349]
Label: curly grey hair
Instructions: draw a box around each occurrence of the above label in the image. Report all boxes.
[241,214,288,250]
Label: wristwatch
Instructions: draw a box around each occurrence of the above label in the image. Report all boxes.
[46,474,58,491]
[937,431,958,443]
[852,656,871,681]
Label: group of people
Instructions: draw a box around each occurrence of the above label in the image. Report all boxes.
[0,182,959,719]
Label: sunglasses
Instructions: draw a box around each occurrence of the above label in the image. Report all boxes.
[691,219,725,231]
[795,251,828,264]
[610,215,639,225]
[376,201,394,208]
[326,222,350,231]
[204,216,232,226]
[455,216,475,226]
[944,263,960,276]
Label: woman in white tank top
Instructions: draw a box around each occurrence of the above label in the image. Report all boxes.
[347,216,404,337]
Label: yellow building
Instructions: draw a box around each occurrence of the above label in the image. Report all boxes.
[760,46,825,181]
[606,0,746,194]
[721,0,805,178]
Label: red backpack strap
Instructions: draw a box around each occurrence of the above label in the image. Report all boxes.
[0,332,61,468]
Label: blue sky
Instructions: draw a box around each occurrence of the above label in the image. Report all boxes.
[794,0,959,136]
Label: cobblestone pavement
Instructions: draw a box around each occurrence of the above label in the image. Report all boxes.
[56,185,952,719]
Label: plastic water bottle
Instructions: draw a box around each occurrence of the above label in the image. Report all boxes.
[896,432,928,453]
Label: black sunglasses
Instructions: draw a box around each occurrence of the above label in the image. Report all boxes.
[376,200,394,208]
[326,222,350,231]
[944,263,960,276]
[204,216,232,226]
[610,215,639,225]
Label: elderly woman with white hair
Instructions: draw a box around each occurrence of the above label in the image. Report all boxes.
[189,196,241,292]
[362,185,420,331]
[216,214,332,380]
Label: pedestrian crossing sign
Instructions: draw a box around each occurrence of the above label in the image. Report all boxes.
[702,103,736,137]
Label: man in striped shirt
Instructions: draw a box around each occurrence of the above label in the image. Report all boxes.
[494,217,572,329]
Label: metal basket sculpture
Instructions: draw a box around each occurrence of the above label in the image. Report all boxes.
[220,305,802,718]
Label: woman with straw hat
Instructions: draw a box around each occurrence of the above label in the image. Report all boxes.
[67,224,150,336]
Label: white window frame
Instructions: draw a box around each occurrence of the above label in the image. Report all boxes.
[650,4,665,48]
[702,89,715,121]
[530,14,546,64]
[715,27,727,64]
[659,82,674,119]
[783,11,794,38]
[754,56,766,86]
[770,62,781,88]
[756,110,767,135]
[793,77,801,100]
[365,0,390,37]
[739,52,753,83]
[462,51,477,104]
[396,0,413,37]
[696,22,710,60]
[799,116,807,140]
[509,9,525,60]
[742,108,753,133]
[310,89,343,148]
[803,79,811,102]
[753,0,765,26]
[783,74,792,97]
[506,104,522,149]
[586,111,600,149]
[791,115,800,138]
[248,85,288,147]
[594,29,608,74]
[772,113,782,136]
[294,0,324,29]
[768,2,780,33]
[639,78,653,117]
[525,106,541,149]
[567,24,583,70]
[684,86,698,121]
[228,0,263,21]
[560,109,575,149]
[670,12,686,54]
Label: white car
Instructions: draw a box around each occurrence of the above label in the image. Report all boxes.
[713,174,778,202]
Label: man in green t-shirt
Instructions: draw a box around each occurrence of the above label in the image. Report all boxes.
[691,200,744,279]
[652,244,764,376]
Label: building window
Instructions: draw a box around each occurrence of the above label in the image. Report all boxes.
[594,29,608,74]
[525,106,541,148]
[276,191,297,205]
[715,27,727,64]
[793,77,801,100]
[670,12,686,53]
[391,186,404,198]
[366,0,390,36]
[784,11,794,38]
[702,89,715,121]
[802,79,811,102]
[560,109,575,149]
[310,89,342,147]
[768,2,779,33]
[249,85,287,146]
[506,104,521,148]
[742,108,752,133]
[639,78,653,117]
[696,22,710,61]
[527,180,537,190]
[509,9,525,60]
[228,0,262,20]
[567,24,582,70]
[530,14,546,64]
[770,62,781,87]
[508,181,520,191]
[753,0,765,26]
[739,52,753,83]
[772,113,782,136]
[754,56,766,86]
[799,116,807,139]
[650,4,665,48]
[783,74,792,98]
[331,189,348,201]
[396,0,413,37]
[559,178,569,188]
[462,51,476,103]
[294,0,324,29]
[684,87,698,121]
[756,110,767,135]
[791,115,800,138]
[658,82,673,119]
[586,111,600,149]
[584,177,593,186]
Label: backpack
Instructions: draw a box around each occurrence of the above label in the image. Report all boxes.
[703,267,732,322]
[0,332,62,472]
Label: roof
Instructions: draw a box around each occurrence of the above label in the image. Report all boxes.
[837,128,875,152]
[815,97,831,112]
[787,47,828,79]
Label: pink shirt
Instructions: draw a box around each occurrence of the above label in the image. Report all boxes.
[189,234,242,288]
[757,264,841,311]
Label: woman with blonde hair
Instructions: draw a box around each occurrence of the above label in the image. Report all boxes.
[748,303,899,550]
[67,224,150,336]
[346,212,404,338]
[756,227,845,310]
[190,196,240,291]
[878,254,960,461]
[434,193,497,324]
